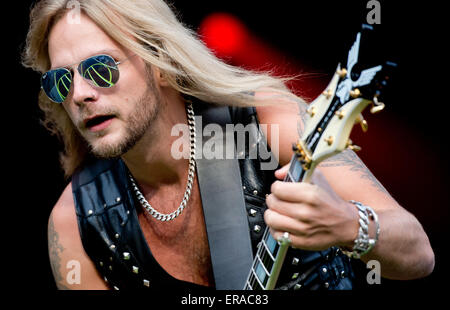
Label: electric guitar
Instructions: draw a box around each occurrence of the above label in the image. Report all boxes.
[244,24,396,290]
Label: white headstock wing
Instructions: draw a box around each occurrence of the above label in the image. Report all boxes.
[347,32,361,74]
[354,65,383,88]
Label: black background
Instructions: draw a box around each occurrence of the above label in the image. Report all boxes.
[5,0,448,297]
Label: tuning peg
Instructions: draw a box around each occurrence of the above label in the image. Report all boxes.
[322,89,333,99]
[346,139,362,152]
[293,141,312,169]
[335,110,345,120]
[324,136,334,146]
[307,106,317,117]
[355,114,368,132]
[370,96,385,114]
[292,142,302,153]
[349,88,361,98]
[337,68,348,78]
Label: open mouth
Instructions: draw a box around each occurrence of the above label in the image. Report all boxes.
[85,115,116,131]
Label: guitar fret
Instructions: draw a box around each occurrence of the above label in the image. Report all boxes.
[286,154,303,183]
[250,276,259,290]
[262,226,272,242]
[256,253,271,276]
[261,239,276,262]
[246,262,265,290]
[286,171,294,182]
[251,267,265,289]
[246,280,253,290]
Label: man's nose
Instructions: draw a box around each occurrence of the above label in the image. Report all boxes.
[71,71,99,106]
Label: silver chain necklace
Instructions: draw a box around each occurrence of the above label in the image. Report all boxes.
[129,102,196,222]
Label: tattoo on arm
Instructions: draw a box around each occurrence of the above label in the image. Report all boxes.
[320,149,391,196]
[297,101,308,137]
[48,214,70,290]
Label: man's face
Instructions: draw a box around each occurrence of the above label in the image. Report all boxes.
[48,13,161,158]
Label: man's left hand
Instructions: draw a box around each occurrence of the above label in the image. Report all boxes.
[264,164,359,251]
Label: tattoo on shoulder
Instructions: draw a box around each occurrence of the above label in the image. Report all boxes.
[48,214,70,290]
[320,149,390,196]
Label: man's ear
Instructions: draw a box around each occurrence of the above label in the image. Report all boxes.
[153,67,170,87]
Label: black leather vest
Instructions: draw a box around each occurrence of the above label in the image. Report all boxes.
[72,103,354,290]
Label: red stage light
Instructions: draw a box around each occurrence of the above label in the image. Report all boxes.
[199,13,248,57]
[199,12,325,100]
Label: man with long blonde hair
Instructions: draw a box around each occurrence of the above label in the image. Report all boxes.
[23,0,434,290]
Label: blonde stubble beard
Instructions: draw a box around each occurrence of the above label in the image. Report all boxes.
[84,73,162,159]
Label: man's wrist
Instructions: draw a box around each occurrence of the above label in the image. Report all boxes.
[340,200,380,259]
[341,201,360,249]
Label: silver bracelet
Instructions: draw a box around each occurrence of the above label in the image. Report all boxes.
[341,200,380,259]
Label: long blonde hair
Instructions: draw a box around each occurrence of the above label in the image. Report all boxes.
[22,0,304,177]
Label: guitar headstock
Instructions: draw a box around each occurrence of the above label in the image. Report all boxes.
[292,24,396,182]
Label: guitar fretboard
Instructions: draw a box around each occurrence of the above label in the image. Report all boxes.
[244,155,303,289]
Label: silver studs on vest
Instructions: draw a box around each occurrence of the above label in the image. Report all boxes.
[102,250,152,288]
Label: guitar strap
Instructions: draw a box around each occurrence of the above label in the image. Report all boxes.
[194,102,254,290]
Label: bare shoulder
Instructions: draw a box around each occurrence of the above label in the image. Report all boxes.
[50,182,76,228]
[254,90,306,123]
[254,90,307,166]
[48,182,108,290]
[49,182,80,265]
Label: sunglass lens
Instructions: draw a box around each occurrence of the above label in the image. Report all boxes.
[41,68,72,103]
[79,55,119,88]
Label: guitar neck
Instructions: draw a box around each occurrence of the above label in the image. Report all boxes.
[285,154,306,183]
[244,155,307,290]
